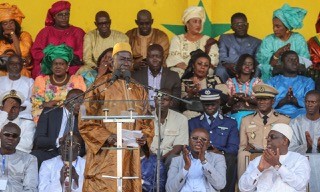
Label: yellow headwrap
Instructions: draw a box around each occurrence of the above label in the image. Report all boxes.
[182,6,205,29]
[0,3,25,25]
[112,42,132,57]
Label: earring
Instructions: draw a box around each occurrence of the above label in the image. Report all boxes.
[286,30,290,34]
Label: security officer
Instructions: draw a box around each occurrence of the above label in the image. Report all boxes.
[189,88,239,192]
[237,84,290,178]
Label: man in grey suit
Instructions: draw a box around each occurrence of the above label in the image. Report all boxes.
[131,44,181,111]
[166,128,226,192]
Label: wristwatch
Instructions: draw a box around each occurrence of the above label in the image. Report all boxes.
[201,159,208,165]
[274,163,282,171]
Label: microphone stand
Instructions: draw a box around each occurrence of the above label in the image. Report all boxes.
[129,78,192,192]
[43,74,118,191]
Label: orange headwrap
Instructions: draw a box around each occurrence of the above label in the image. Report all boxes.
[0,3,25,25]
[316,12,320,33]
[45,1,71,26]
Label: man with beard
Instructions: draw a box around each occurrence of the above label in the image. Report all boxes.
[79,11,128,74]
[215,13,261,82]
[79,42,153,191]
[238,84,290,178]
[266,50,314,118]
[166,128,226,192]
[289,90,320,154]
[126,10,169,70]
[239,123,310,192]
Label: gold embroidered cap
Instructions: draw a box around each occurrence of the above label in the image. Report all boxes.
[253,84,278,98]
[0,90,25,105]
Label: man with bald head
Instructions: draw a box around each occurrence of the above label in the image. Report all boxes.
[239,123,310,191]
[79,42,154,191]
[126,9,169,70]
[166,128,226,192]
[79,11,128,74]
[0,122,38,191]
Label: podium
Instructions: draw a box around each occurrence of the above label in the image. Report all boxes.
[81,100,155,192]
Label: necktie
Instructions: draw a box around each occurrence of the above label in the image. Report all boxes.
[263,115,268,125]
[209,116,215,126]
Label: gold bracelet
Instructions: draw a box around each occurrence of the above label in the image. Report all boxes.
[273,55,279,60]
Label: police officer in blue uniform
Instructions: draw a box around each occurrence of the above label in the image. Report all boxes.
[189,88,239,192]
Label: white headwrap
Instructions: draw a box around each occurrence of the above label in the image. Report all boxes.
[182,6,205,32]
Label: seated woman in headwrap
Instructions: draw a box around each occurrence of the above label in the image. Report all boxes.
[31,1,85,79]
[308,13,320,90]
[0,3,33,77]
[180,49,228,119]
[224,54,263,128]
[31,44,86,124]
[166,6,219,78]
[81,48,113,88]
[256,4,310,81]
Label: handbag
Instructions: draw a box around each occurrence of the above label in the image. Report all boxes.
[0,49,16,71]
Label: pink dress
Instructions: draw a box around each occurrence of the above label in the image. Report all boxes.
[30,25,85,79]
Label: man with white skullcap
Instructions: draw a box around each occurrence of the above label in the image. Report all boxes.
[0,89,35,153]
[79,42,154,191]
[239,123,310,192]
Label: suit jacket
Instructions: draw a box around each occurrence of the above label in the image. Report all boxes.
[166,152,226,192]
[132,67,181,110]
[188,113,239,154]
[33,107,85,156]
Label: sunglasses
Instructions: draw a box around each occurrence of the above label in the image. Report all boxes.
[191,136,208,142]
[2,132,19,139]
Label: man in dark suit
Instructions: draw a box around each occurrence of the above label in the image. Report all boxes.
[132,44,181,111]
[188,88,239,192]
[31,89,86,168]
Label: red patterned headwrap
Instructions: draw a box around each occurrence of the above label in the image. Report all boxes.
[45,1,71,26]
[316,12,320,33]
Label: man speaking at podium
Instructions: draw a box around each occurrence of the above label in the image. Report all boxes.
[79,42,154,191]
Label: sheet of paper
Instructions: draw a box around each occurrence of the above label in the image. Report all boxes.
[0,178,8,190]
[121,130,143,147]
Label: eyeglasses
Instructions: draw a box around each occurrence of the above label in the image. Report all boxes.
[56,12,70,19]
[2,132,19,139]
[232,22,248,28]
[96,21,111,26]
[191,136,208,142]
[266,134,282,140]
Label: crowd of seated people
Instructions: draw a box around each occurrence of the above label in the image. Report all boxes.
[0,1,320,191]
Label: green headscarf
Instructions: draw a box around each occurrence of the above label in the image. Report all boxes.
[272,4,307,31]
[41,44,74,75]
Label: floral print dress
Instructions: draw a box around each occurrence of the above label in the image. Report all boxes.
[31,75,86,123]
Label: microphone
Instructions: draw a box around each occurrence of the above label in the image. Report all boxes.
[109,69,121,85]
[122,70,131,89]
